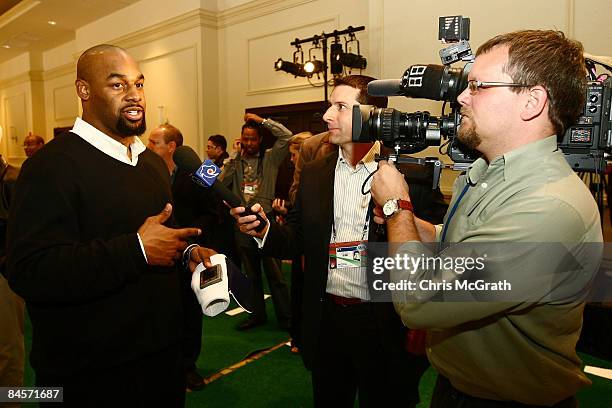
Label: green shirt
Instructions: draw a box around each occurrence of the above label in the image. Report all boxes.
[394,136,602,405]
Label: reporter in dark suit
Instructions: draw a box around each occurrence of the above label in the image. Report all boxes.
[231,75,446,407]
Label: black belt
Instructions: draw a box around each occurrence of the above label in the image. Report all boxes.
[327,294,364,306]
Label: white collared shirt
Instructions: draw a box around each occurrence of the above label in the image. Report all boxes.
[71,116,146,166]
[326,142,380,300]
[71,116,148,259]
[256,142,380,300]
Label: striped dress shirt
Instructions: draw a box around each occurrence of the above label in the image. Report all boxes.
[326,142,380,300]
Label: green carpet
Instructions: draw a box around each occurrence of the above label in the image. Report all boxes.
[21,265,611,407]
[194,298,291,378]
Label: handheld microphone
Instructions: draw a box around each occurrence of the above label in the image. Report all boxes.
[191,159,267,232]
[173,145,202,173]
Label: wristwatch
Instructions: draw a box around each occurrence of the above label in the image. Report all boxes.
[382,199,413,219]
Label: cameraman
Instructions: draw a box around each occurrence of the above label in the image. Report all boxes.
[371,30,602,407]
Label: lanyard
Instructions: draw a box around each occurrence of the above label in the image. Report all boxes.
[440,183,471,243]
[332,211,370,243]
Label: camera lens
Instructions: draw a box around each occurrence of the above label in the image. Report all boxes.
[352,105,442,153]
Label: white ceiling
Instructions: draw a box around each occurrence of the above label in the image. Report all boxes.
[0,0,141,64]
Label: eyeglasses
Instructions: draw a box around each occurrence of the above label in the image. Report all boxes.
[467,80,533,95]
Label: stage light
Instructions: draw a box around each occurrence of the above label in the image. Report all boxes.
[274,58,306,77]
[304,59,324,75]
[271,25,366,103]
[339,52,367,70]
[330,41,343,74]
[339,32,367,70]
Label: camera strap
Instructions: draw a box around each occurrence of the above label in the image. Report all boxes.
[440,182,471,242]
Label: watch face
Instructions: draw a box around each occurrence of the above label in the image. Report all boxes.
[383,200,398,217]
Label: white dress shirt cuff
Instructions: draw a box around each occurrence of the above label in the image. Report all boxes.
[253,220,271,249]
[434,224,443,242]
[137,233,147,263]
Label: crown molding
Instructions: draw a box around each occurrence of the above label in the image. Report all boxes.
[43,63,75,81]
[105,0,316,48]
[217,0,315,28]
[0,0,41,30]
[35,0,316,85]
[108,9,214,51]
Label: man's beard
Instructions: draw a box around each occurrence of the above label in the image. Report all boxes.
[457,111,481,150]
[116,112,146,136]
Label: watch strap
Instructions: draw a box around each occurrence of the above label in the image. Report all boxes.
[397,199,413,213]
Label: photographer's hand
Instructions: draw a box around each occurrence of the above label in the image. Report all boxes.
[371,160,410,206]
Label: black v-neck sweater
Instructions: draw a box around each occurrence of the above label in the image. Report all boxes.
[7,132,182,376]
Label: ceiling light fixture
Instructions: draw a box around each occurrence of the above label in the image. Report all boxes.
[47,20,57,26]
[2,44,10,49]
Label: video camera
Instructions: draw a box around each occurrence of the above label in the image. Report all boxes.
[559,73,612,173]
[352,15,612,186]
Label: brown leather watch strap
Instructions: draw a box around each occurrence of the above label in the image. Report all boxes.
[397,199,414,212]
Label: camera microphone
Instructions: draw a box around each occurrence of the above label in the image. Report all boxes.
[367,79,403,97]
[190,158,267,233]
[368,64,469,102]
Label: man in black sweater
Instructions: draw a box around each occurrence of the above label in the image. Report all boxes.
[6,44,214,407]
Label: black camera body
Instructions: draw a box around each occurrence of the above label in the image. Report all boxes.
[352,62,478,167]
[352,15,612,176]
[558,78,612,173]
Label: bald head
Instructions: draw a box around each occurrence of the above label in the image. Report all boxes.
[147,124,183,173]
[75,44,146,142]
[77,44,127,82]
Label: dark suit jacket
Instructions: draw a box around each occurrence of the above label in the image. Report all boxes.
[288,132,335,205]
[263,147,447,369]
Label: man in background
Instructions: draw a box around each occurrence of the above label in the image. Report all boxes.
[207,134,229,169]
[23,133,45,158]
[0,148,23,406]
[221,113,292,331]
[148,123,215,391]
[147,123,182,175]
